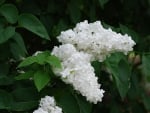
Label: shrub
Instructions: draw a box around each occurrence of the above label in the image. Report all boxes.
[0,0,150,113]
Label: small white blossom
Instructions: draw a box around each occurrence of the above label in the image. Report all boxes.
[40,96,56,110]
[33,96,63,113]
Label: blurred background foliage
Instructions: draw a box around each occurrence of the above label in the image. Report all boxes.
[0,0,150,113]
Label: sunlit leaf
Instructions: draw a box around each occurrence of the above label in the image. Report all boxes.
[46,55,61,68]
[34,70,50,91]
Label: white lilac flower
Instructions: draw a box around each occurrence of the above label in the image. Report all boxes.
[57,20,136,62]
[33,96,63,113]
[52,44,77,61]
[52,44,104,104]
[33,108,48,113]
[40,96,56,110]
[51,20,135,104]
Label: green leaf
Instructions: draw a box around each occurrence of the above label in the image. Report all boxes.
[57,90,80,113]
[18,13,50,40]
[74,94,92,113]
[54,89,92,113]
[105,53,131,99]
[142,54,150,76]
[46,55,62,68]
[34,71,50,91]
[18,56,37,68]
[12,33,27,54]
[18,51,52,68]
[15,71,34,80]
[127,73,141,100]
[98,0,109,8]
[92,61,101,76]
[35,51,50,64]
[10,33,27,60]
[0,26,15,44]
[117,59,131,98]
[0,4,18,24]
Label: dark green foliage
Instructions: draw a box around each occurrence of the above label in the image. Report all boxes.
[105,53,131,99]
[0,4,18,24]
[18,13,50,40]
[0,0,149,113]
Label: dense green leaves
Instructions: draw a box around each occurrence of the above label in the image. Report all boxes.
[0,26,15,44]
[18,13,50,40]
[17,51,61,92]
[0,4,18,24]
[0,0,149,113]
